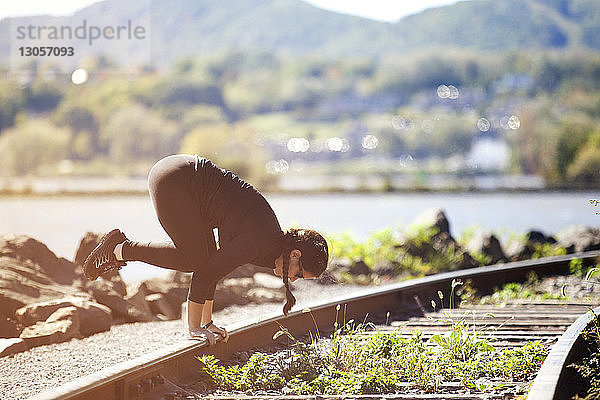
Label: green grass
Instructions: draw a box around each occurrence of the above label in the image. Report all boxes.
[198,314,549,395]
[569,310,600,399]
[478,281,566,304]
[327,225,569,286]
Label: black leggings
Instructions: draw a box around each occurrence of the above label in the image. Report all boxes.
[122,154,218,303]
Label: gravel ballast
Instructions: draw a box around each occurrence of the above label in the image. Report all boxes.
[0,281,371,400]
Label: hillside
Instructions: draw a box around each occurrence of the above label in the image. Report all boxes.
[1,0,600,71]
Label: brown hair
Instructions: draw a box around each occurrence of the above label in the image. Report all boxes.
[281,228,329,316]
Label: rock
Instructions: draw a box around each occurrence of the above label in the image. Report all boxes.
[145,293,180,320]
[349,259,371,275]
[19,306,86,348]
[505,229,562,261]
[214,289,249,310]
[372,262,397,278]
[0,338,28,357]
[72,302,112,337]
[556,225,600,254]
[434,232,479,269]
[0,315,20,338]
[87,280,129,320]
[467,231,507,265]
[169,271,192,285]
[328,258,352,272]
[46,306,79,323]
[505,239,533,261]
[141,277,188,320]
[0,235,88,331]
[144,278,188,303]
[19,317,79,348]
[218,277,254,303]
[181,302,187,323]
[125,283,159,322]
[15,296,90,327]
[212,278,253,310]
[412,208,452,237]
[399,210,478,271]
[324,258,352,282]
[224,263,274,279]
[73,231,102,267]
[526,230,557,245]
[253,273,284,289]
[0,235,82,286]
[314,270,338,285]
[247,288,285,303]
[74,231,127,296]
[15,297,112,337]
[76,232,169,322]
[99,270,128,297]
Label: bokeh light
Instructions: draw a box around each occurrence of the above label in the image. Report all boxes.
[287,137,310,153]
[391,115,411,130]
[448,85,459,99]
[477,118,490,132]
[265,159,289,174]
[508,115,521,130]
[71,68,88,85]
[437,84,459,99]
[327,137,350,152]
[361,134,378,150]
[422,119,434,134]
[437,84,450,98]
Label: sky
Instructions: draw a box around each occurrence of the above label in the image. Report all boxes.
[0,0,464,22]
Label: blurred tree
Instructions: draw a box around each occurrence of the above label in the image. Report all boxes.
[0,81,24,132]
[53,104,100,159]
[566,130,600,187]
[23,81,63,113]
[102,104,180,162]
[554,117,595,178]
[505,99,559,179]
[0,119,70,175]
[180,122,268,187]
[181,105,228,131]
[180,123,230,160]
[135,78,225,109]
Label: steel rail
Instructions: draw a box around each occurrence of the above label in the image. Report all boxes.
[28,250,600,400]
[528,304,600,400]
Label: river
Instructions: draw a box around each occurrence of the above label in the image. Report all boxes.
[0,191,598,283]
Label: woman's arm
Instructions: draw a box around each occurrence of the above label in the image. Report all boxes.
[188,299,229,344]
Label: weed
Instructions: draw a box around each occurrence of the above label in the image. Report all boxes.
[328,228,400,273]
[531,242,567,259]
[569,310,600,399]
[430,319,495,362]
[198,314,549,395]
[477,277,566,305]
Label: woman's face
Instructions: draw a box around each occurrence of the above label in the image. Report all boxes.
[274,249,316,282]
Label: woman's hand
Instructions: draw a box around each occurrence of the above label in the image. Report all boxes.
[207,323,229,343]
[189,322,229,345]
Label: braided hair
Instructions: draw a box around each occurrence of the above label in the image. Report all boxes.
[281,228,329,316]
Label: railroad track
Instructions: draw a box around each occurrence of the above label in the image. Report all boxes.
[29,251,600,400]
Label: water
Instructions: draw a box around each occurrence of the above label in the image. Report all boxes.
[0,191,598,283]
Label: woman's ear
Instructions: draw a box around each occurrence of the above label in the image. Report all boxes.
[290,249,302,260]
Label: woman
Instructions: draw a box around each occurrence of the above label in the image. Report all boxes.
[83,154,329,344]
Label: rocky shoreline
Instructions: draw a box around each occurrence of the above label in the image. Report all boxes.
[0,232,288,359]
[3,209,600,358]
[326,209,600,285]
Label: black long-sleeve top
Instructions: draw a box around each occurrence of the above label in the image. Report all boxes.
[188,156,284,301]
